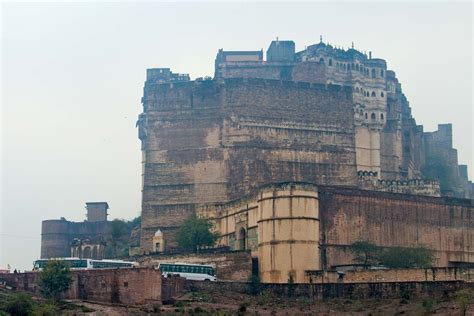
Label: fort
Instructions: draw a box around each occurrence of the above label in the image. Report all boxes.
[41,202,110,259]
[40,38,474,284]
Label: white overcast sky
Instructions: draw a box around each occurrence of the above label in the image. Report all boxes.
[1,1,473,270]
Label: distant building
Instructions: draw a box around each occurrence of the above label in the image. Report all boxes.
[40,202,111,259]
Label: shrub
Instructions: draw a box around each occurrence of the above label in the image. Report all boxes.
[379,246,434,268]
[38,260,73,301]
[32,303,58,316]
[454,289,474,316]
[422,299,436,314]
[3,292,35,316]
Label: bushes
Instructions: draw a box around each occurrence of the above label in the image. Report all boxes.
[349,241,434,269]
[38,260,72,301]
[0,292,58,316]
[2,293,35,316]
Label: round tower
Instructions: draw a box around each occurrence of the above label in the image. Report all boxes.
[40,219,71,259]
[257,183,320,283]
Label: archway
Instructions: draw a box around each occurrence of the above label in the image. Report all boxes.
[83,246,91,259]
[239,228,247,251]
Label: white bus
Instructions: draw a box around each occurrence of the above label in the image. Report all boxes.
[159,262,217,281]
[33,258,137,270]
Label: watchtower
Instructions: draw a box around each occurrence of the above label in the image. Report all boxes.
[85,202,109,222]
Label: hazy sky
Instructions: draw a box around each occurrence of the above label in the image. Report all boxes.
[1,2,472,270]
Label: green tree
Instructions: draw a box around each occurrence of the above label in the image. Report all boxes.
[176,214,220,252]
[454,289,474,316]
[3,293,35,316]
[38,260,73,302]
[104,216,141,258]
[349,241,380,268]
[378,246,434,269]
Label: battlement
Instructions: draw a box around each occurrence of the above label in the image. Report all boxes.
[357,170,441,196]
[146,68,190,83]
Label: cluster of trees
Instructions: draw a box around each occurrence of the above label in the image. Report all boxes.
[104,216,141,258]
[0,261,73,315]
[175,215,220,252]
[349,241,435,269]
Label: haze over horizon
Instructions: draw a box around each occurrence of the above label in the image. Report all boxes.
[1,2,472,270]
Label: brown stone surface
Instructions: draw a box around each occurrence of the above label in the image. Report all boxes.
[0,268,164,305]
[41,219,110,259]
[307,267,474,283]
[138,251,252,282]
[140,79,356,252]
[319,186,474,268]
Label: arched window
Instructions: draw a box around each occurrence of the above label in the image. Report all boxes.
[365,113,368,119]
[380,69,384,77]
[319,57,324,64]
[351,63,355,70]
[83,246,91,259]
[381,92,384,97]
[343,64,346,70]
[239,228,246,251]
[329,59,333,66]
[371,69,376,78]
[381,113,384,120]
[356,64,359,71]
[371,91,376,97]
[371,113,376,120]
[356,87,360,93]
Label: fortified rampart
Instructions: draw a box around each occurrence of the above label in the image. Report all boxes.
[197,182,473,283]
[139,78,357,252]
[318,186,474,270]
[0,268,169,305]
[135,38,473,283]
[41,219,110,259]
[40,202,111,259]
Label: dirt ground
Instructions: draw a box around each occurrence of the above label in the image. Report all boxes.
[66,289,474,316]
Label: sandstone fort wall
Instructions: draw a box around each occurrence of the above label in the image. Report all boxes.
[319,187,474,268]
[140,79,358,252]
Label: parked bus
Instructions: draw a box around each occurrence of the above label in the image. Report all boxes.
[33,258,136,270]
[158,262,216,281]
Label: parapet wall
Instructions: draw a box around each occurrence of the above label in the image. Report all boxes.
[187,279,474,301]
[0,268,164,305]
[137,251,252,282]
[307,267,474,284]
[357,171,441,196]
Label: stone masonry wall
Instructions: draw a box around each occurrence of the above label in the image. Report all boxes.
[307,267,474,284]
[187,279,474,301]
[137,251,252,282]
[0,268,163,305]
[140,78,357,252]
[41,219,110,259]
[318,186,474,269]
